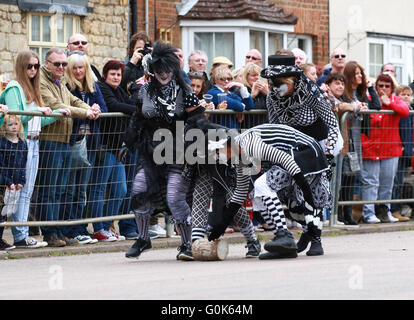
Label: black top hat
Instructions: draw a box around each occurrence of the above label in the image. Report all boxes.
[267,55,295,66]
[261,55,302,79]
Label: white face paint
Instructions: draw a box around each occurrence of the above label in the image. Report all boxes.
[154,70,173,86]
[276,83,289,97]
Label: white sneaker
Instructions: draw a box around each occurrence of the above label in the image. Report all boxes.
[109,230,125,241]
[74,235,93,244]
[387,212,399,223]
[364,215,381,224]
[15,237,48,249]
[149,223,167,237]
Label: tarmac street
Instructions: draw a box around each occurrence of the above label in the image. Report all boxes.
[1,230,413,300]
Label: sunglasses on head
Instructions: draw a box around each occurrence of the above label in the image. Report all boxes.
[219,77,233,82]
[47,61,68,67]
[378,84,391,88]
[27,63,40,70]
[70,41,87,46]
[246,55,261,61]
[333,54,346,59]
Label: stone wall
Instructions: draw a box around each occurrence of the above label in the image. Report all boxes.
[0,0,129,76]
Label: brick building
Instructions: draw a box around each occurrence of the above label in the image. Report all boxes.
[133,0,329,70]
[0,0,329,79]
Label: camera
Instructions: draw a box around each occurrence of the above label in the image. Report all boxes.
[140,42,152,56]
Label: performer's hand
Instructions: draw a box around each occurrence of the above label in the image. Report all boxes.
[207,202,241,241]
[293,172,316,209]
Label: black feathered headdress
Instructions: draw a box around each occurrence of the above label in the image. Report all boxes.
[143,41,180,77]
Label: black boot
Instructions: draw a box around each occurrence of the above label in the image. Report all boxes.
[264,229,297,253]
[337,206,344,223]
[306,227,324,256]
[296,231,312,253]
[259,251,297,260]
[343,205,358,225]
[177,242,194,261]
[125,238,152,259]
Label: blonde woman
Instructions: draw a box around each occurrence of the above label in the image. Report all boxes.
[0,50,64,249]
[63,53,107,244]
[207,64,253,128]
[242,62,268,110]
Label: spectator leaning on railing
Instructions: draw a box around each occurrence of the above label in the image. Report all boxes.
[360,73,410,224]
[0,50,62,249]
[36,47,100,248]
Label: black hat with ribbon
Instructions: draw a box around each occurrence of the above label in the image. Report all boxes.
[261,55,302,79]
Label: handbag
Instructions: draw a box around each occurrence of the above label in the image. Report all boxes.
[71,135,91,168]
[342,131,360,175]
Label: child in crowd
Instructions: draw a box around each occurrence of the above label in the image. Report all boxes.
[390,85,413,221]
[188,71,214,112]
[0,114,28,250]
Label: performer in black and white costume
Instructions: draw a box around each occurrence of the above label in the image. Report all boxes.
[189,144,261,258]
[259,55,342,256]
[207,124,331,259]
[123,41,202,261]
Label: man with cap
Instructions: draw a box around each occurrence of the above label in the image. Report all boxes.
[257,54,342,257]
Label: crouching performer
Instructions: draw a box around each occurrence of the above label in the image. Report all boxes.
[207,123,332,259]
[124,41,203,260]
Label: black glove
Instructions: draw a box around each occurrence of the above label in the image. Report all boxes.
[207,202,241,241]
[117,146,129,164]
[293,172,316,209]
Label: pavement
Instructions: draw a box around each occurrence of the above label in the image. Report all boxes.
[2,219,414,260]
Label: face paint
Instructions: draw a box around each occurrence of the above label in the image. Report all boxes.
[276,83,289,97]
[154,70,173,86]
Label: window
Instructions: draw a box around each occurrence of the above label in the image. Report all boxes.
[250,30,265,65]
[287,34,313,63]
[194,32,235,72]
[180,19,294,71]
[369,43,384,79]
[407,47,414,84]
[268,33,283,56]
[28,13,80,63]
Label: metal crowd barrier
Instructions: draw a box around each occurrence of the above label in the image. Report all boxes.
[330,109,414,226]
[3,109,413,228]
[2,109,269,228]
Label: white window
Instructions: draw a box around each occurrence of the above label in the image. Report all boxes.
[194,32,235,71]
[180,19,294,71]
[287,34,313,63]
[368,42,384,79]
[367,37,414,85]
[28,13,80,63]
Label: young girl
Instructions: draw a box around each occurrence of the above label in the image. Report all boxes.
[0,115,27,250]
[0,50,59,248]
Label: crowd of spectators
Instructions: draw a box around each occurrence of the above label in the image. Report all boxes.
[0,31,413,252]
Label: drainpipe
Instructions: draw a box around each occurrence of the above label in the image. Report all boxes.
[145,0,149,35]
[131,0,137,35]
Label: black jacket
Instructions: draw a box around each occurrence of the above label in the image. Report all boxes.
[98,81,138,153]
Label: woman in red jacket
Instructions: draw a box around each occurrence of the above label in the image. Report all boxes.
[360,73,410,223]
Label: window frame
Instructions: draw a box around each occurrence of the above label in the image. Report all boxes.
[27,12,81,63]
[180,19,294,71]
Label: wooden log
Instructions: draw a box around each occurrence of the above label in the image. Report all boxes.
[192,238,229,261]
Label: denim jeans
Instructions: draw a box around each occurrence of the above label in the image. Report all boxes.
[87,151,127,232]
[37,140,72,239]
[62,136,96,238]
[391,158,406,213]
[361,157,399,219]
[118,149,139,235]
[11,139,39,242]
